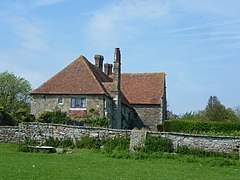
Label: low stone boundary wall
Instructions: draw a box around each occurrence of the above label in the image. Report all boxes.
[149,132,240,154]
[0,126,19,143]
[0,122,240,154]
[18,122,131,144]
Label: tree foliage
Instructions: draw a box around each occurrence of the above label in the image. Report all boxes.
[175,96,239,122]
[205,96,238,121]
[37,111,71,124]
[0,106,15,126]
[0,71,32,112]
[0,71,33,125]
[82,108,109,127]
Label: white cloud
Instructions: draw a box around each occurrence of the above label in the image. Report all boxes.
[0,1,51,52]
[169,20,240,33]
[86,0,171,49]
[12,18,48,51]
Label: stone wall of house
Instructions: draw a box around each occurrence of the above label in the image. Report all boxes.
[31,94,105,118]
[133,105,162,131]
[104,97,113,125]
[121,104,133,129]
[1,123,240,154]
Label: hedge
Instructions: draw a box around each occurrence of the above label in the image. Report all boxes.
[157,120,240,133]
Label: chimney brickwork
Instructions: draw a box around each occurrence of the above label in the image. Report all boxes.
[104,63,113,76]
[94,55,104,71]
[113,48,122,129]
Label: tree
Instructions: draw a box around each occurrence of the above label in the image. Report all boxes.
[204,96,238,121]
[0,71,32,113]
[234,106,240,117]
[166,110,178,120]
[0,106,14,126]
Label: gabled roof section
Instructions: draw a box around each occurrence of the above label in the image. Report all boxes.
[102,82,131,107]
[121,73,165,105]
[31,56,113,95]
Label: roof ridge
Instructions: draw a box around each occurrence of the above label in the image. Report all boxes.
[31,56,86,94]
[82,58,110,96]
[122,72,165,74]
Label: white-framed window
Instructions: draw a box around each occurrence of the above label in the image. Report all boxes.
[71,97,86,109]
[58,97,64,104]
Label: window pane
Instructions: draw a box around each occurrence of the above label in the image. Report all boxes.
[81,98,86,108]
[58,98,63,104]
[76,98,81,108]
[71,98,76,108]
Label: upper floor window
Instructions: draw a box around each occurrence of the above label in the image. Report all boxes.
[58,97,64,104]
[71,98,86,108]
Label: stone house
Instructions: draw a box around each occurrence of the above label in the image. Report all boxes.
[31,48,167,130]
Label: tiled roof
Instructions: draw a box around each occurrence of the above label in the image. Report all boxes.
[32,56,165,106]
[121,73,165,105]
[31,56,112,95]
[103,82,131,107]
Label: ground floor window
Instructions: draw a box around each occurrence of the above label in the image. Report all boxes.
[71,98,86,108]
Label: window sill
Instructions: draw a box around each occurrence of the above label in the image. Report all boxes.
[69,108,87,110]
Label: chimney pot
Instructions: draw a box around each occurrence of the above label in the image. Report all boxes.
[94,55,104,71]
[113,48,121,79]
[104,63,113,76]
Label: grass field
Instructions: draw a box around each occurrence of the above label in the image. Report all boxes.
[0,143,239,180]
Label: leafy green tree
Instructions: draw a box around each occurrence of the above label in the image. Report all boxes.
[234,106,240,117]
[178,111,205,121]
[0,71,32,112]
[204,96,238,121]
[0,106,14,126]
[166,110,178,120]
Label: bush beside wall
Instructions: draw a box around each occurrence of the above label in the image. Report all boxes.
[158,120,240,133]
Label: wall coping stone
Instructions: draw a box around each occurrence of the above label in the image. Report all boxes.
[20,122,131,133]
[148,131,240,139]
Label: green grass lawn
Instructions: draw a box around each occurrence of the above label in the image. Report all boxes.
[0,143,239,180]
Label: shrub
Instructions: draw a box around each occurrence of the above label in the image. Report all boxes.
[37,111,71,124]
[158,120,240,134]
[0,106,15,126]
[58,138,75,148]
[141,135,173,153]
[103,136,130,154]
[81,108,109,128]
[76,135,103,149]
[11,109,35,124]
[43,137,60,147]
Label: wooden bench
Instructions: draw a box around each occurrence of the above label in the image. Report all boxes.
[27,146,56,153]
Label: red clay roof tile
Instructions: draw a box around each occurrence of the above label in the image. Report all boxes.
[32,56,165,106]
[121,73,165,105]
[31,56,112,95]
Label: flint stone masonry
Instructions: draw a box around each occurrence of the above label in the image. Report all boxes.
[149,132,240,154]
[129,130,147,152]
[18,122,131,144]
[0,122,240,154]
[0,126,19,143]
[133,105,163,131]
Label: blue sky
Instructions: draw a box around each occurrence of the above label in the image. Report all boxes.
[1,0,240,114]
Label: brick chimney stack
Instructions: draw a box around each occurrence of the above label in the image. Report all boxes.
[112,48,121,129]
[104,63,113,76]
[113,48,121,80]
[94,55,104,71]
